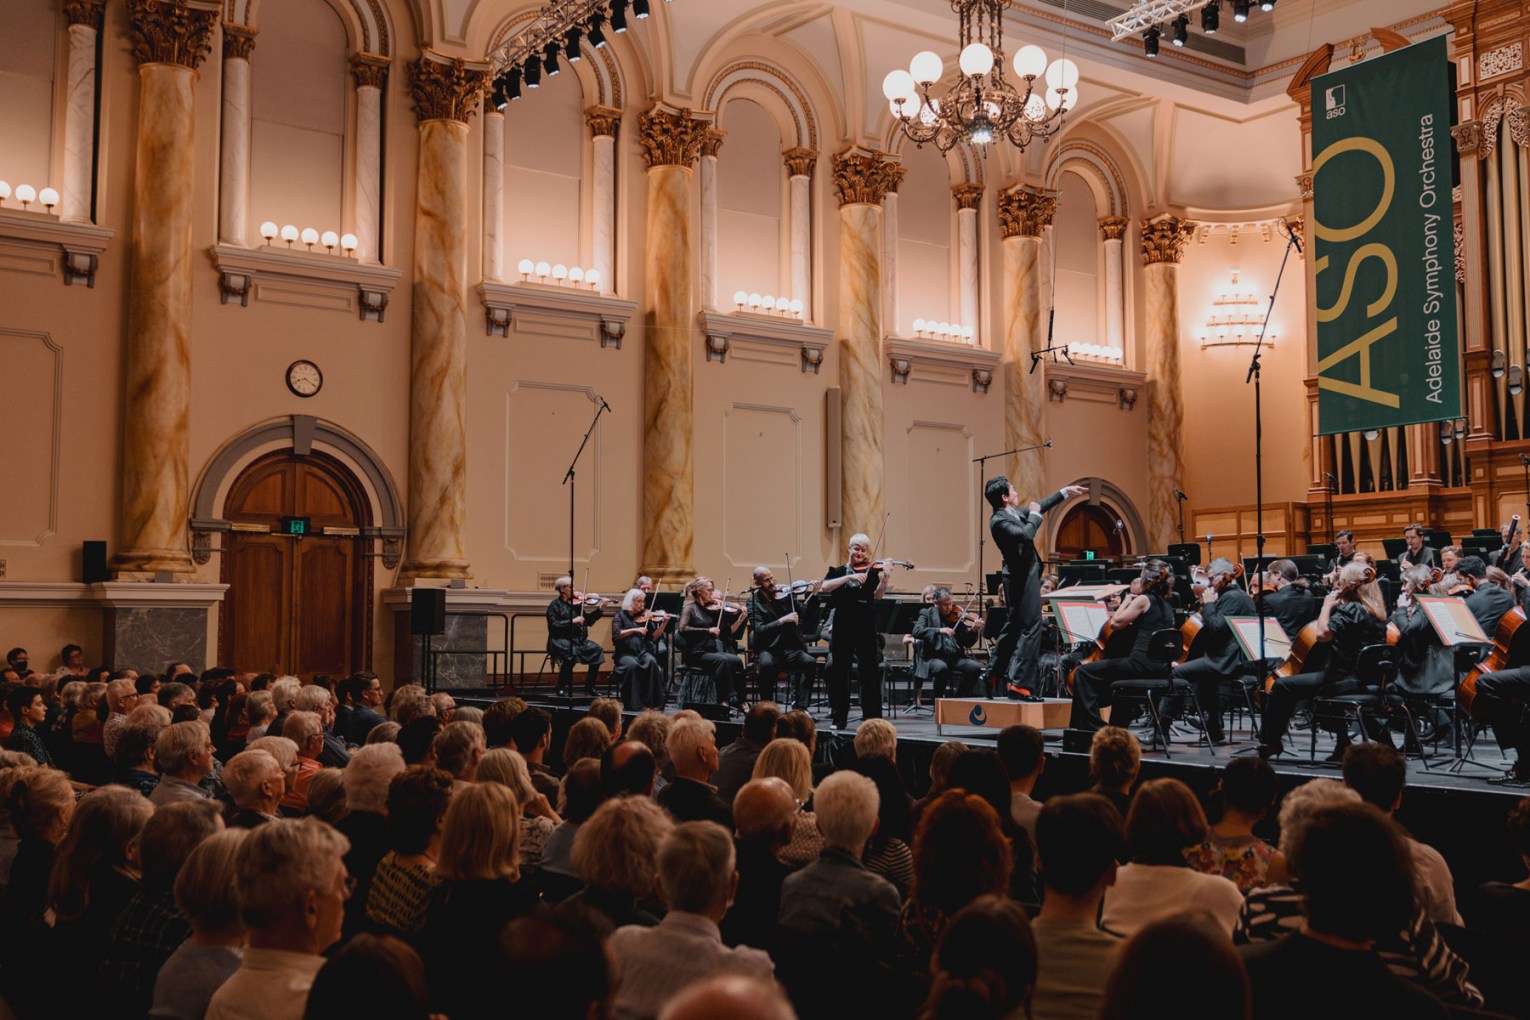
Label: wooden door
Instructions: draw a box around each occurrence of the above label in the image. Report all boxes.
[219,451,372,677]
[1054,504,1128,562]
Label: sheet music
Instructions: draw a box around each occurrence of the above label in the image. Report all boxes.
[1054,600,1112,645]
[1415,596,1490,646]
[1225,616,1293,662]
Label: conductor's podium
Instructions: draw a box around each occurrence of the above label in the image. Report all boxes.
[933,697,1107,734]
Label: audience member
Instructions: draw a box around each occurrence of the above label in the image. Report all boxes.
[477,747,560,873]
[627,710,673,787]
[509,707,561,799]
[302,934,431,1020]
[659,715,732,827]
[947,748,1038,904]
[434,719,486,790]
[277,712,326,811]
[366,765,452,938]
[541,758,606,900]
[603,739,659,798]
[562,716,612,769]
[205,819,351,1020]
[850,752,915,896]
[722,777,797,953]
[659,975,795,1020]
[1471,794,1530,936]
[366,721,401,745]
[4,686,53,767]
[343,673,387,745]
[304,768,348,826]
[910,739,966,827]
[609,821,775,1020]
[1099,915,1251,1020]
[337,742,405,937]
[997,724,1046,841]
[150,828,248,1020]
[113,711,169,797]
[1030,793,1126,1020]
[396,716,443,769]
[852,718,897,761]
[752,736,822,866]
[899,790,1012,971]
[223,748,285,828]
[293,686,350,769]
[497,905,616,1020]
[713,702,779,803]
[102,677,141,759]
[482,697,527,750]
[779,770,900,946]
[431,692,457,723]
[1089,726,1140,817]
[1187,757,1284,890]
[243,690,276,743]
[389,684,434,727]
[919,896,1037,1020]
[588,697,625,741]
[568,795,673,928]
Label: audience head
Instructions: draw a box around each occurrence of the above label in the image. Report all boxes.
[1090,726,1141,792]
[396,716,443,768]
[751,735,813,802]
[49,785,155,921]
[390,684,434,726]
[343,742,406,814]
[155,720,214,780]
[946,749,1016,832]
[483,697,528,748]
[572,795,673,900]
[139,799,223,894]
[8,765,75,842]
[367,721,401,745]
[158,680,195,709]
[1098,915,1251,1020]
[435,720,486,781]
[437,781,522,883]
[920,896,1037,1020]
[927,740,968,796]
[269,677,301,714]
[6,686,44,730]
[225,749,286,813]
[306,768,349,825]
[430,692,456,723]
[774,709,817,753]
[1214,756,1279,820]
[386,766,455,854]
[509,706,553,759]
[175,828,247,938]
[850,752,912,843]
[814,770,880,855]
[997,725,1045,784]
[498,905,616,1020]
[657,821,736,918]
[740,701,781,746]
[112,714,169,772]
[303,934,431,1020]
[283,711,325,759]
[562,717,611,768]
[1342,742,1407,813]
[244,690,275,727]
[1292,800,1417,942]
[1125,778,1208,865]
[587,698,623,741]
[660,975,795,1020]
[236,817,352,953]
[293,684,333,717]
[476,747,539,806]
[558,758,606,823]
[853,718,897,760]
[601,740,658,799]
[625,710,671,772]
[1275,778,1361,856]
[668,715,720,782]
[912,790,1012,915]
[1036,793,1126,897]
[732,777,797,848]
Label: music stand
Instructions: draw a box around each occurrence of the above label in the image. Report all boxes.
[1058,563,1108,587]
[1167,542,1202,566]
[1381,538,1409,560]
[986,572,1004,595]
[1307,543,1337,560]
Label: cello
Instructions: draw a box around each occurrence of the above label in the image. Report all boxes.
[1458,605,1528,721]
[1265,565,1385,692]
[1067,563,1175,690]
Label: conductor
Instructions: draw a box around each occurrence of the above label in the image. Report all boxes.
[980,477,1089,699]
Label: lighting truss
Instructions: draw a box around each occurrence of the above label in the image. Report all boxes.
[490,0,621,74]
[1106,0,1213,41]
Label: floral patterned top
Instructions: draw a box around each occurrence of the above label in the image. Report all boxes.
[1185,831,1278,892]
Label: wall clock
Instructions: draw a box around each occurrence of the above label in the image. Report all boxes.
[286,360,323,397]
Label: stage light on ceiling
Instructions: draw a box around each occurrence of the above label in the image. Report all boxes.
[1171,14,1189,45]
[611,1,628,31]
[633,0,650,18]
[524,58,541,88]
[543,42,561,76]
[564,29,581,60]
[1233,0,1250,22]
[1143,26,1160,57]
[1260,0,1275,9]
[1202,1,1220,33]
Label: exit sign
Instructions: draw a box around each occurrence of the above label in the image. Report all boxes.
[1083,550,1096,560]
[280,516,311,536]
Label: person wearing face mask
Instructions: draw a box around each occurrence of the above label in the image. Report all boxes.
[5,649,31,683]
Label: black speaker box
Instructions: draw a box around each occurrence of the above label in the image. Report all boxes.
[686,702,733,722]
[1062,728,1096,754]
[82,541,109,584]
[410,587,447,636]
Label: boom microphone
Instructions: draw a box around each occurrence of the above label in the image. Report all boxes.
[1174,488,1188,501]
[1283,217,1303,254]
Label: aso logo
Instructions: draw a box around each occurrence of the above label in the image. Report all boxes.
[969,705,988,726]
[1325,84,1346,120]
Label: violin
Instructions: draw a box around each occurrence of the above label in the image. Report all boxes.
[707,599,745,614]
[572,591,614,608]
[771,579,818,600]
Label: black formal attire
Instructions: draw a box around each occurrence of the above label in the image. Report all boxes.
[1260,600,1388,751]
[679,602,746,706]
[1240,932,1449,1020]
[986,490,1067,694]
[722,837,793,954]
[612,609,666,710]
[1259,583,1318,644]
[1490,540,1523,571]
[1171,586,1256,742]
[749,590,818,709]
[1466,582,1515,638]
[912,605,982,699]
[347,704,387,745]
[823,562,884,727]
[1069,592,1177,731]
[656,775,734,827]
[546,597,606,694]
[1398,544,1438,570]
[1389,599,1455,697]
[421,878,540,1020]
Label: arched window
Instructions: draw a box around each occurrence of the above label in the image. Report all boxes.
[896,143,953,337]
[0,0,60,194]
[248,2,348,242]
[502,63,584,271]
[1051,171,1101,351]
[716,98,783,302]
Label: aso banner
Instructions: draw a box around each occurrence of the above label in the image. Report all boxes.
[1311,35,1459,435]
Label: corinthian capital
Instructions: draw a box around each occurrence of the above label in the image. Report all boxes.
[350,52,390,90]
[783,147,818,178]
[997,186,1056,238]
[1099,215,1130,241]
[585,105,622,138]
[408,53,488,124]
[639,106,710,168]
[63,0,106,28]
[952,183,985,212]
[222,24,257,59]
[831,149,904,207]
[128,0,220,69]
[1139,214,1196,265]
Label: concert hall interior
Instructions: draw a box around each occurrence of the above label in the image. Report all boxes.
[7,1,1530,1015]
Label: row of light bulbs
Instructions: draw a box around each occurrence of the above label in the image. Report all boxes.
[259,221,358,255]
[911,319,974,342]
[1066,342,1125,364]
[731,291,805,318]
[518,258,603,289]
[0,182,60,212]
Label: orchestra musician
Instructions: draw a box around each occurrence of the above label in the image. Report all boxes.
[1389,565,1454,701]
[633,574,672,676]
[747,565,820,711]
[1257,560,1319,642]
[679,577,748,710]
[1257,562,1389,761]
[613,588,670,710]
[1333,530,1358,569]
[546,577,608,697]
[1439,545,1463,575]
[820,533,891,729]
[1491,521,1523,572]
[1397,524,1437,570]
[982,477,1090,700]
[1511,543,1530,613]
[1068,560,1179,733]
[1456,556,1516,636]
[913,588,984,701]
[1169,558,1255,745]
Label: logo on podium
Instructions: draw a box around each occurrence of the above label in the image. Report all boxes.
[969,705,988,726]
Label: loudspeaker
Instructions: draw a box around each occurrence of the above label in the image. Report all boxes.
[410,588,446,636]
[687,702,733,722]
[82,541,109,584]
[1062,728,1096,754]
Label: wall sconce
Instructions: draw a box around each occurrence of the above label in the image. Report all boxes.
[0,181,10,202]
[600,318,624,349]
[300,227,319,250]
[280,224,299,248]
[14,184,36,210]
[912,319,974,343]
[39,188,58,212]
[801,347,823,374]
[260,221,278,245]
[341,233,358,256]
[1048,377,1068,402]
[706,333,730,363]
[518,257,600,288]
[732,290,803,318]
[321,230,339,253]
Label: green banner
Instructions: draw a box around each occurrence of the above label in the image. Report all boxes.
[1312,35,1459,435]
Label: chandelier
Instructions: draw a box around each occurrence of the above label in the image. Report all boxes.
[881,0,1078,154]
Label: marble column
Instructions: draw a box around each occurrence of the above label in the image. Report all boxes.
[1100,215,1129,350]
[784,147,816,319]
[834,150,904,534]
[880,187,901,336]
[639,107,709,582]
[697,127,724,311]
[61,0,105,223]
[953,183,984,336]
[351,54,389,264]
[400,55,487,581]
[586,106,621,295]
[1140,215,1196,551]
[998,186,1057,500]
[481,100,503,281]
[116,0,219,576]
[217,25,255,245]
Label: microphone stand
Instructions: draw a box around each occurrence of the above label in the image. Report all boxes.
[1175,493,1187,545]
[1326,473,1337,544]
[1247,222,1300,695]
[1521,456,1530,534]
[562,398,611,581]
[972,440,1053,619]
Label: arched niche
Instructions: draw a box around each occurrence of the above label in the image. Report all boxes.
[1044,477,1148,559]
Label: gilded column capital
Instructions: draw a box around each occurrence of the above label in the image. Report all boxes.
[997,186,1056,238]
[1451,119,1483,156]
[831,149,904,207]
[1099,215,1130,241]
[783,146,818,178]
[128,0,220,69]
[63,0,106,28]
[408,53,487,124]
[350,52,389,89]
[701,127,726,159]
[639,106,710,168]
[585,105,622,138]
[951,183,985,211]
[222,24,257,59]
[1296,171,1314,199]
[1139,214,1195,265]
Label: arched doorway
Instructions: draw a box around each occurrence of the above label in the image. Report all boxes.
[218,450,372,677]
[1053,503,1128,562]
